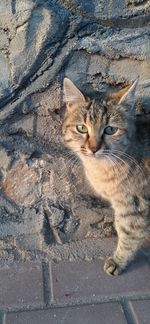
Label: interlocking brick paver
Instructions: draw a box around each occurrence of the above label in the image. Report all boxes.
[0,256,150,323]
[5,302,127,324]
[0,262,44,309]
[0,314,4,324]
[129,300,150,324]
[52,255,150,303]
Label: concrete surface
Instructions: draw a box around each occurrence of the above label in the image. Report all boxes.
[0,252,150,323]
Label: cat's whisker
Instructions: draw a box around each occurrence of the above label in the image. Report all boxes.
[103,149,145,177]
[59,155,80,181]
[65,156,79,168]
[110,152,129,170]
[111,150,145,176]
[108,155,131,184]
[109,153,136,189]
[102,154,125,181]
[103,151,132,180]
[99,151,130,183]
[96,153,124,182]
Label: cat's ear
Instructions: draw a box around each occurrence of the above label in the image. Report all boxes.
[118,79,139,106]
[63,78,85,103]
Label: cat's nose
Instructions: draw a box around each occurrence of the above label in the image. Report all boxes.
[90,143,102,153]
[91,147,97,154]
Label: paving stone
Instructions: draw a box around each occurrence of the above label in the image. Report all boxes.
[51,255,150,303]
[0,262,44,309]
[0,0,150,271]
[5,302,127,324]
[129,300,150,324]
[0,314,3,324]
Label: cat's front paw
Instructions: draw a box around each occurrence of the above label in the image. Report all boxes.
[104,257,123,276]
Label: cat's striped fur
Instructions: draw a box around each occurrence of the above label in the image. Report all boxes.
[62,78,150,275]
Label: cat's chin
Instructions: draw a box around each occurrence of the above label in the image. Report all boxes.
[79,151,101,160]
[77,151,93,159]
[78,149,107,161]
[94,151,102,159]
[94,152,110,163]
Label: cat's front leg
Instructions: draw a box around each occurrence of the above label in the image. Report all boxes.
[104,214,148,276]
[104,244,130,276]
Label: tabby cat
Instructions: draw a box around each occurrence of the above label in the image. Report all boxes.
[62,77,150,275]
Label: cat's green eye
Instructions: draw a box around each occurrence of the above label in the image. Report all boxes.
[104,126,118,135]
[76,124,88,134]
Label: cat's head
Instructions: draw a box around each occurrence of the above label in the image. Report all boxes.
[62,78,138,159]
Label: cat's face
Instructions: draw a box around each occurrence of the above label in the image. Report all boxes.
[62,78,138,160]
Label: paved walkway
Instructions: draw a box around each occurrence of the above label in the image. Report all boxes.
[0,250,150,324]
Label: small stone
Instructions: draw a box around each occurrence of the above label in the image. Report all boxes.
[45,206,64,227]
[0,53,10,100]
[0,148,11,170]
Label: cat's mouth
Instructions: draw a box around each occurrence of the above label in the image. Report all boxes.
[80,148,102,159]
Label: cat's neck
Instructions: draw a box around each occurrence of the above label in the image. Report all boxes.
[78,153,129,200]
[79,154,116,178]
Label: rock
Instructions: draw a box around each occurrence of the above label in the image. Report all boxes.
[57,0,150,19]
[9,2,69,87]
[2,160,40,206]
[78,28,150,61]
[7,115,34,136]
[0,207,44,238]
[0,1,69,101]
